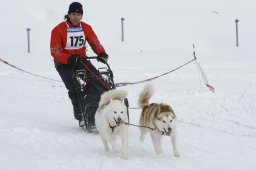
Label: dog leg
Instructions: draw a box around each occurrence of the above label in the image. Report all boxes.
[101,137,109,151]
[139,128,147,142]
[121,126,128,160]
[112,143,120,154]
[150,132,163,155]
[171,129,180,157]
[108,137,120,154]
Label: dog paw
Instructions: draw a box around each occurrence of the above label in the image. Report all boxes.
[121,154,128,160]
[112,145,121,153]
[103,143,109,152]
[156,151,163,156]
[104,146,110,152]
[139,135,145,142]
[174,152,180,157]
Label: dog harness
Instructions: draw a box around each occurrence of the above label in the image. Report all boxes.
[109,123,120,133]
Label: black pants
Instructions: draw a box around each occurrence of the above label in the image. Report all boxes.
[56,64,79,108]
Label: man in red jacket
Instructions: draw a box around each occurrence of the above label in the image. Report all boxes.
[50,2,109,126]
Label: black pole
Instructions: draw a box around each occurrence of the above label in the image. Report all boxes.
[235,19,239,47]
[27,28,31,53]
[121,17,125,42]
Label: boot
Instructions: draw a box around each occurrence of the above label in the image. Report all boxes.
[85,102,98,130]
[73,106,82,120]
[73,105,86,127]
[68,91,82,120]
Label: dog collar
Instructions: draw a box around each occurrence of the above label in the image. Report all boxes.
[109,123,119,133]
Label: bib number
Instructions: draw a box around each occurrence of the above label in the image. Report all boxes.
[69,36,84,47]
[65,27,85,50]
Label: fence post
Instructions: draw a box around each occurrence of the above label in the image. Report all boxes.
[235,19,239,47]
[121,17,125,42]
[27,28,31,53]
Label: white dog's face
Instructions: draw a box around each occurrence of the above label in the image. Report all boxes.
[106,99,127,126]
[154,111,176,136]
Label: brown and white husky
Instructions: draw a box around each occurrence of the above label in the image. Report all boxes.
[138,84,180,157]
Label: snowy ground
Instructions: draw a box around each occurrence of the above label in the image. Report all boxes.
[1,0,256,170]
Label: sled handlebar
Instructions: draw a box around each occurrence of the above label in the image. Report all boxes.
[85,56,110,68]
[85,56,114,82]
[86,56,98,59]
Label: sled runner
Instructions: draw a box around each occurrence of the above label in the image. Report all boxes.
[72,57,129,133]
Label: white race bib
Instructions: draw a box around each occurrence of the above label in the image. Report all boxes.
[65,27,85,50]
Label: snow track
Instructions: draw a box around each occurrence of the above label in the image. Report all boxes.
[2,66,256,170]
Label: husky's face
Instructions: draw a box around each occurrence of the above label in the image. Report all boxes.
[154,111,175,136]
[106,99,127,126]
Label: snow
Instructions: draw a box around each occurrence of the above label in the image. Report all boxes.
[1,0,256,169]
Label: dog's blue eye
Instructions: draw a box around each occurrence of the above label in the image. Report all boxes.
[170,120,173,122]
[114,111,117,114]
[163,121,166,123]
[121,111,123,114]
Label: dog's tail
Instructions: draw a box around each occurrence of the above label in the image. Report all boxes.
[99,89,128,107]
[138,84,154,109]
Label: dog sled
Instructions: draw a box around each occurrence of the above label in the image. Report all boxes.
[73,57,129,133]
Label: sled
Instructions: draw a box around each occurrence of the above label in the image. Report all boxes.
[73,57,129,133]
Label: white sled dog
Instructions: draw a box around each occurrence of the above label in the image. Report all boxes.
[138,84,180,157]
[95,89,129,159]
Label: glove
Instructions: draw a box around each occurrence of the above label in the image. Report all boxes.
[97,53,109,63]
[68,55,84,70]
[68,55,80,65]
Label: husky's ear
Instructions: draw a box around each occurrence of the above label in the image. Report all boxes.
[109,99,114,104]
[120,98,125,103]
[157,106,161,114]
[153,105,161,118]
[121,98,128,107]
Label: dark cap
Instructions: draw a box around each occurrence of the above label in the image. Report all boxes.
[68,2,83,15]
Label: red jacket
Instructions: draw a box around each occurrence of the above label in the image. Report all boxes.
[50,21,106,64]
